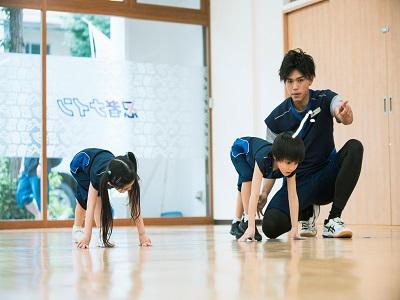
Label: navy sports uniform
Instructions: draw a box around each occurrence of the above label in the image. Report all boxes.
[231,137,295,191]
[70,148,115,210]
[264,89,341,215]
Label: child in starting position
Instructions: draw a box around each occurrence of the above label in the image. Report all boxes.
[230,132,305,241]
[70,148,151,248]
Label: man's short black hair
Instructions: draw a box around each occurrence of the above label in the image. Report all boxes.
[279,48,315,82]
[272,132,305,162]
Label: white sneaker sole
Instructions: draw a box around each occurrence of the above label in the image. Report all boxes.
[323,229,353,238]
[97,239,115,247]
[72,232,84,243]
[300,231,317,238]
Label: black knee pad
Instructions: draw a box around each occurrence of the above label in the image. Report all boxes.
[262,208,291,239]
[262,218,280,239]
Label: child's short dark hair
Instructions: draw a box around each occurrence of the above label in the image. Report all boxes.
[272,132,305,162]
[279,48,315,82]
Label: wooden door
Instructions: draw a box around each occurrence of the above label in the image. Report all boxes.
[286,0,391,224]
[388,0,400,225]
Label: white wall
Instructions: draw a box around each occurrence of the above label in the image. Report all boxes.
[211,0,285,220]
[124,18,204,67]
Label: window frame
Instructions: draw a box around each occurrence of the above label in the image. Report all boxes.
[0,0,213,229]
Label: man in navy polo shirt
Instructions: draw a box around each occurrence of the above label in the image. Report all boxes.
[262,48,364,238]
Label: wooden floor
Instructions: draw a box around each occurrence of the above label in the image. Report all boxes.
[0,225,399,300]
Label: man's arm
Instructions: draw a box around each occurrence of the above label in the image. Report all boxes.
[266,126,278,143]
[330,95,353,125]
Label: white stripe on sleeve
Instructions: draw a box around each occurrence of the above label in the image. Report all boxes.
[266,126,277,143]
[330,95,343,117]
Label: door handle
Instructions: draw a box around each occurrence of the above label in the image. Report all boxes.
[389,97,392,113]
[384,97,387,113]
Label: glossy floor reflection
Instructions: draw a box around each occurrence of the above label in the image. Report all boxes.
[0,225,399,300]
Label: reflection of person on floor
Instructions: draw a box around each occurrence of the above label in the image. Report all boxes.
[16,157,41,220]
[73,248,110,297]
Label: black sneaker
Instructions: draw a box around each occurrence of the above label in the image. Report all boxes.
[230,221,242,237]
[254,226,262,242]
[236,219,248,239]
[236,220,262,241]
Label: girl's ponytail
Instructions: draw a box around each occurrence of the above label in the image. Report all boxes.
[126,152,140,220]
[99,170,114,247]
[129,176,141,220]
[126,152,137,172]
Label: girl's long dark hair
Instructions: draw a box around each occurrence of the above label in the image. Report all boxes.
[98,152,140,247]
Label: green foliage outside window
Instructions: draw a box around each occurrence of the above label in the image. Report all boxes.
[63,14,110,57]
[0,158,31,219]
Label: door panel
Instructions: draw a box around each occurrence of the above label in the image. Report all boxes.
[388,0,400,225]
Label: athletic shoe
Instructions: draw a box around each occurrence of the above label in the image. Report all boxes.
[237,219,248,237]
[97,237,107,248]
[322,217,352,238]
[94,229,115,247]
[237,220,262,241]
[72,225,84,243]
[254,226,262,242]
[299,205,320,237]
[230,221,242,237]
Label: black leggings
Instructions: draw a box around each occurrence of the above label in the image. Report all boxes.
[262,139,364,239]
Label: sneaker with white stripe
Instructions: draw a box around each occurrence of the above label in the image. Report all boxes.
[72,225,84,243]
[323,217,352,238]
[94,228,115,247]
[299,205,320,237]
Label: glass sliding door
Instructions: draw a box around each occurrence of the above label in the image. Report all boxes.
[45,11,209,220]
[136,0,201,9]
[0,8,42,221]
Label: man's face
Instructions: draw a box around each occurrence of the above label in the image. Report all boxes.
[285,70,313,104]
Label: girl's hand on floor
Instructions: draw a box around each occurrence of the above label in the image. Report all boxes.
[77,238,90,249]
[139,233,152,247]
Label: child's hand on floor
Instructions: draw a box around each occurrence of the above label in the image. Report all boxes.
[289,227,305,240]
[139,233,152,247]
[77,237,90,249]
[239,228,255,242]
